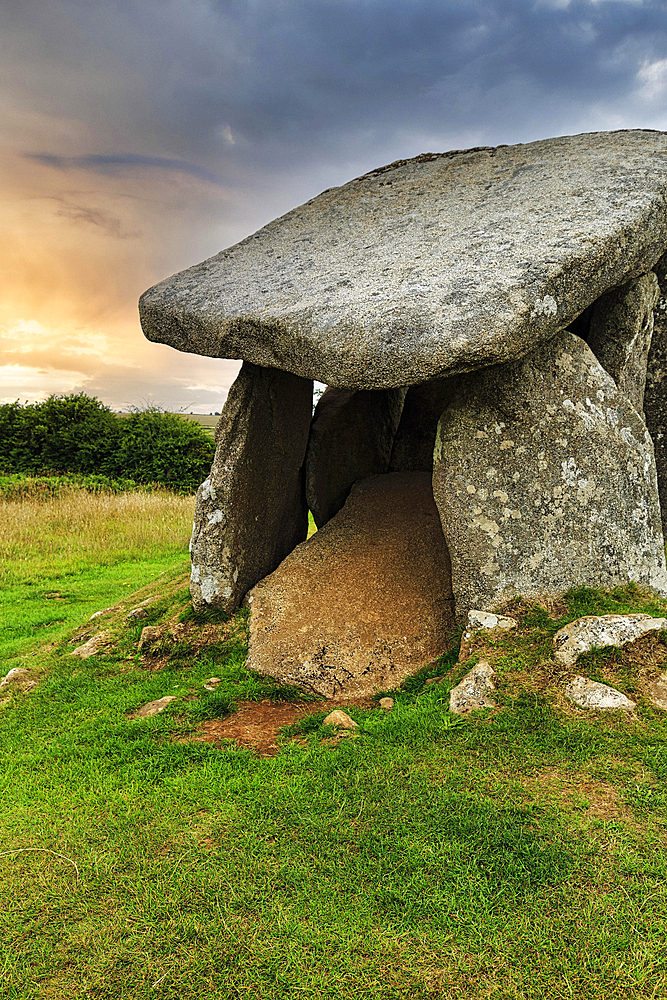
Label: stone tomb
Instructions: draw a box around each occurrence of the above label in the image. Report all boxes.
[140,131,667,696]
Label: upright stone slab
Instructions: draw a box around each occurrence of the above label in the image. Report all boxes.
[388,376,457,472]
[305,387,405,528]
[644,254,667,534]
[190,362,312,612]
[587,272,659,414]
[433,330,667,620]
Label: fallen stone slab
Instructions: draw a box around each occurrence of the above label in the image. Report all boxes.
[140,132,667,390]
[553,614,667,665]
[449,661,495,714]
[434,330,667,620]
[130,696,177,720]
[565,676,636,711]
[324,710,358,730]
[190,361,312,612]
[246,472,455,698]
[71,631,112,659]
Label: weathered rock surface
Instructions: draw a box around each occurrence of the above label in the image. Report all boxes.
[459,610,517,661]
[140,132,667,389]
[305,386,405,528]
[130,696,177,719]
[553,614,667,665]
[449,661,495,714]
[587,272,659,414]
[71,631,112,659]
[190,361,312,612]
[138,625,164,650]
[388,377,456,472]
[564,676,636,711]
[644,254,667,535]
[433,330,667,620]
[378,697,395,711]
[246,472,455,698]
[324,710,358,729]
[0,667,30,689]
[648,674,667,710]
[90,605,120,620]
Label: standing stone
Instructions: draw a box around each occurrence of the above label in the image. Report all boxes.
[305,387,405,528]
[644,254,667,534]
[389,376,457,472]
[247,472,455,698]
[190,362,312,612]
[433,330,667,621]
[587,272,659,415]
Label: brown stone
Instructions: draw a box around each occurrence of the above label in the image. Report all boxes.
[305,386,405,528]
[389,376,456,472]
[246,472,455,698]
[190,361,313,612]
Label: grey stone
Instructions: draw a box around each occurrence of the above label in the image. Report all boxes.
[553,614,667,665]
[0,667,30,689]
[587,272,659,415]
[449,661,495,714]
[131,696,177,719]
[433,330,667,621]
[189,361,312,612]
[90,605,120,620]
[305,386,405,528]
[246,472,455,698]
[644,254,667,535]
[138,626,163,650]
[127,607,148,621]
[378,697,395,711]
[140,132,667,389]
[459,610,518,661]
[71,631,112,659]
[323,710,358,729]
[388,377,457,472]
[565,676,636,711]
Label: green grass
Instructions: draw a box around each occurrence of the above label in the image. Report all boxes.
[2,488,667,998]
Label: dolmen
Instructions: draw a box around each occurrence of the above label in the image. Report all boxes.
[140,130,667,697]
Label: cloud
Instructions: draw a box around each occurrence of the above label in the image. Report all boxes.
[24,153,225,186]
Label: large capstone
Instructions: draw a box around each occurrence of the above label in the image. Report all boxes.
[645,254,667,535]
[587,272,659,415]
[140,132,667,389]
[246,472,455,698]
[305,386,405,528]
[433,330,667,620]
[189,362,312,612]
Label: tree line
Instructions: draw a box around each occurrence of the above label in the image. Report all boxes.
[0,393,215,493]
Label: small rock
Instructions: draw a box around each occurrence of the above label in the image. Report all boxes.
[459,609,517,661]
[90,605,120,620]
[127,607,148,621]
[648,674,667,710]
[71,631,112,659]
[323,710,358,729]
[0,667,30,689]
[565,675,636,711]
[425,676,445,686]
[450,661,495,714]
[554,614,667,666]
[378,697,394,711]
[203,677,221,692]
[138,626,163,650]
[131,696,177,719]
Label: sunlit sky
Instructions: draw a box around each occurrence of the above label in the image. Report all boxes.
[3,0,667,412]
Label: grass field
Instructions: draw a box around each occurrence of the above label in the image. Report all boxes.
[2,481,667,998]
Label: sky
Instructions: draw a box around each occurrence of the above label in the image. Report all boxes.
[3,0,667,412]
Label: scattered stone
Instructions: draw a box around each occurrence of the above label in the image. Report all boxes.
[565,676,636,711]
[131,696,177,720]
[71,631,112,659]
[644,253,667,536]
[140,132,667,390]
[389,376,457,472]
[459,610,518,661]
[553,614,667,665]
[648,674,667,710]
[588,272,660,416]
[189,361,312,613]
[127,607,148,621]
[0,667,30,689]
[203,677,222,691]
[246,472,455,698]
[305,386,405,528]
[378,697,395,711]
[90,605,121,620]
[138,626,164,650]
[425,676,445,686]
[449,661,495,714]
[433,330,667,621]
[323,710,358,730]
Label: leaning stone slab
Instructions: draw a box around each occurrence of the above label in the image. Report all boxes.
[305,386,405,528]
[140,132,667,389]
[449,661,495,714]
[433,330,667,621]
[565,676,636,711]
[189,361,312,612]
[553,614,667,665]
[587,272,659,415]
[246,472,455,698]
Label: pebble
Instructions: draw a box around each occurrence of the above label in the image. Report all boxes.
[378,697,394,711]
[323,710,358,729]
